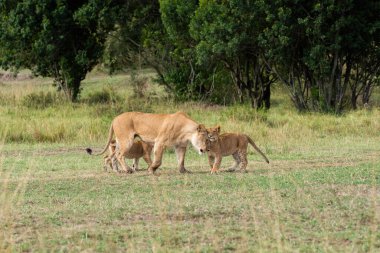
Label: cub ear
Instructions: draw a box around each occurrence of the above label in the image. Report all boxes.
[197,124,206,132]
[216,125,221,133]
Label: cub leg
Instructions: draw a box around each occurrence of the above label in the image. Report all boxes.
[111,157,119,172]
[104,140,117,172]
[208,155,215,169]
[103,155,112,172]
[211,154,222,174]
[228,152,240,172]
[132,158,139,171]
[238,150,248,173]
[109,144,120,172]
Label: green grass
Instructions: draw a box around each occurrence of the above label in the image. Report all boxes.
[1,70,379,252]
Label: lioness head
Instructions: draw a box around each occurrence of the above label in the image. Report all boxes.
[191,124,209,154]
[206,126,221,151]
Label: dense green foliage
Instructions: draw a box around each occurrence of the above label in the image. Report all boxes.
[259,0,380,112]
[0,0,117,101]
[104,0,379,111]
[190,0,275,109]
[0,0,379,110]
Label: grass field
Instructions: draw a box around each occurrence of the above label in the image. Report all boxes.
[1,70,379,252]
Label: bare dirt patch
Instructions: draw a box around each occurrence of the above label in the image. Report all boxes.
[2,147,87,157]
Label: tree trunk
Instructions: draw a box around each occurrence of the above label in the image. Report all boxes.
[263,84,271,109]
[351,92,358,110]
[362,81,372,105]
[70,77,81,102]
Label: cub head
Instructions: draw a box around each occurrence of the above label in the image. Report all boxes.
[207,126,220,142]
[191,124,209,154]
[206,126,221,151]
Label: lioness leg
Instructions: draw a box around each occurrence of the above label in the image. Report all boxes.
[175,146,190,173]
[228,152,240,172]
[115,153,132,173]
[238,150,248,173]
[148,144,165,174]
[142,153,152,169]
[116,137,135,173]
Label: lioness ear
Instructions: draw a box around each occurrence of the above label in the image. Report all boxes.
[197,124,206,132]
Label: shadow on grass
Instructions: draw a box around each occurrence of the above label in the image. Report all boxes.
[100,164,272,179]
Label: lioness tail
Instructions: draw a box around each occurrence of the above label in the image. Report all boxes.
[86,123,114,156]
[246,135,270,163]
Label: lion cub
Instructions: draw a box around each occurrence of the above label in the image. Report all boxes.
[104,140,153,173]
[206,126,269,173]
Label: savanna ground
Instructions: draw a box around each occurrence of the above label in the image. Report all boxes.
[0,69,379,252]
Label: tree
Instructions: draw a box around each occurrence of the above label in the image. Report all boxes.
[159,0,218,101]
[102,0,379,110]
[260,0,380,113]
[104,0,236,104]
[0,0,116,101]
[102,0,175,92]
[346,1,380,109]
[190,0,276,109]
[102,0,161,73]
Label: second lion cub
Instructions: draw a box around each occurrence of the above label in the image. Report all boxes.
[104,139,153,173]
[206,126,269,173]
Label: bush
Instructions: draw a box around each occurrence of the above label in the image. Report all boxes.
[130,73,149,98]
[125,96,153,113]
[0,92,15,106]
[86,87,123,104]
[21,91,60,109]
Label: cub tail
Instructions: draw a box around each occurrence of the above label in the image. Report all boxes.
[246,135,270,163]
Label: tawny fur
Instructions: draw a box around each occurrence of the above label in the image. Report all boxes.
[206,126,269,173]
[86,111,209,174]
[103,140,153,172]
[103,140,118,171]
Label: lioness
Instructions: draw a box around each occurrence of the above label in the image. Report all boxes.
[104,139,153,172]
[86,111,209,174]
[206,126,269,173]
